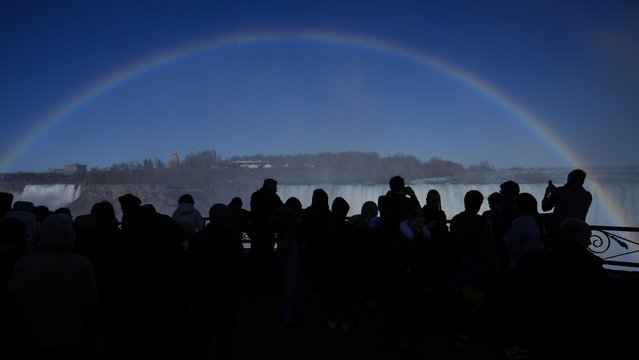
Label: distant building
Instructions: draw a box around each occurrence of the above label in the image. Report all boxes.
[170,153,180,167]
[230,160,273,169]
[48,168,65,175]
[64,163,87,176]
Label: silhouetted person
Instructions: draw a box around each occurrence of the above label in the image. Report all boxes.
[284,196,303,213]
[4,201,40,253]
[54,207,72,217]
[300,188,332,302]
[8,214,98,360]
[350,201,382,308]
[448,190,486,348]
[188,204,244,360]
[115,202,187,359]
[249,178,284,295]
[499,180,520,230]
[0,217,27,360]
[0,191,14,218]
[172,194,205,237]
[482,192,509,276]
[419,190,451,330]
[503,193,545,269]
[269,205,301,325]
[498,218,611,358]
[73,201,122,358]
[228,196,250,239]
[387,209,432,351]
[542,169,592,242]
[324,197,357,330]
[117,193,141,228]
[378,175,421,241]
[421,189,448,240]
[545,218,612,357]
[172,194,205,252]
[33,205,52,225]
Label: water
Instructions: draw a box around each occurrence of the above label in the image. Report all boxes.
[4,167,639,269]
[13,184,82,211]
[5,167,639,227]
[278,168,639,228]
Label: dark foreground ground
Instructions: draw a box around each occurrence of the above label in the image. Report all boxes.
[226,292,481,360]
[219,269,639,360]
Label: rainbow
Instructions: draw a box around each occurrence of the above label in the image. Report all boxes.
[0,31,627,226]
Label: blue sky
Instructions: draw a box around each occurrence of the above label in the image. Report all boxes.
[1,0,638,172]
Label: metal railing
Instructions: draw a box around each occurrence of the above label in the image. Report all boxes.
[589,225,639,269]
[203,217,639,269]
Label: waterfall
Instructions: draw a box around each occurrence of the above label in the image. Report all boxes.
[13,184,82,210]
[5,168,639,228]
[279,181,637,227]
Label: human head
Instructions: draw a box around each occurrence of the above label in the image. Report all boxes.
[91,201,116,225]
[331,197,350,219]
[208,203,231,226]
[515,193,538,216]
[558,218,592,246]
[13,201,34,213]
[499,180,520,197]
[263,178,278,192]
[118,193,141,213]
[33,205,51,223]
[140,204,156,214]
[178,194,195,205]
[426,189,441,209]
[38,213,76,250]
[54,207,73,218]
[361,201,379,219]
[228,197,243,209]
[568,169,587,185]
[311,188,329,208]
[463,190,484,214]
[285,197,303,213]
[389,176,406,192]
[487,192,502,210]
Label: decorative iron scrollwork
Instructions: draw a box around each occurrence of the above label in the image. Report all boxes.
[589,226,639,266]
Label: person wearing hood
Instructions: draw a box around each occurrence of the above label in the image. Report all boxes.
[542,169,592,237]
[172,194,205,237]
[8,214,98,358]
[3,201,40,253]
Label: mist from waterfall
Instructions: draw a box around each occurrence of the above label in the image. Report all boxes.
[13,184,82,211]
[5,167,639,228]
[278,181,634,227]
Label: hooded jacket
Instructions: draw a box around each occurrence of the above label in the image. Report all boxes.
[3,207,40,252]
[8,214,98,347]
[172,202,205,236]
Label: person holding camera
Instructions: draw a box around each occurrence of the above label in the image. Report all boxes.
[377,175,421,239]
[542,169,593,243]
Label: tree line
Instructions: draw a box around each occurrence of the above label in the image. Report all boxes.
[2,150,495,186]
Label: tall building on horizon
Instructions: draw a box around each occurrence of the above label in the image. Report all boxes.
[170,152,180,167]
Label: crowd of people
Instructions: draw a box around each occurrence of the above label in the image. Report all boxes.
[0,169,615,359]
